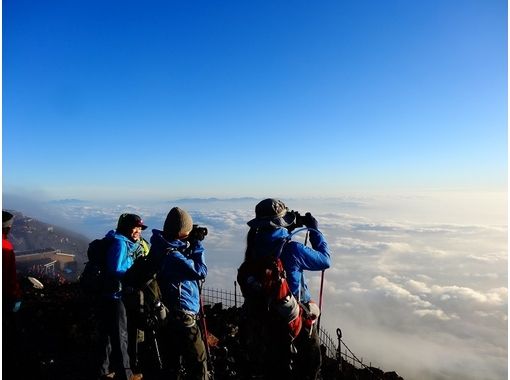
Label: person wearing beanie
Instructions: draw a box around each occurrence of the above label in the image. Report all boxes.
[149,207,208,380]
[239,198,331,380]
[97,213,147,380]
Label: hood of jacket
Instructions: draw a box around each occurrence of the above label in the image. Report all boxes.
[253,227,290,257]
[150,229,188,252]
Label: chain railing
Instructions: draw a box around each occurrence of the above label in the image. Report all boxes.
[201,284,384,379]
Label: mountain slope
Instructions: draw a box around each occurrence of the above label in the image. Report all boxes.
[6,210,90,265]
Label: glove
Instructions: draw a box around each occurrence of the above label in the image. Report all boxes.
[12,301,21,313]
[304,213,318,230]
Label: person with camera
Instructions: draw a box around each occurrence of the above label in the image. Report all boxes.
[149,207,209,380]
[97,213,147,380]
[240,198,331,380]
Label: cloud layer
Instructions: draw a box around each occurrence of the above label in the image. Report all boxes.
[3,193,507,380]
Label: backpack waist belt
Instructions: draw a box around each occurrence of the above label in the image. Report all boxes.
[170,309,197,328]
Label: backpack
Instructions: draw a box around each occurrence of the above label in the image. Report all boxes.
[122,249,168,330]
[79,237,114,295]
[237,239,303,340]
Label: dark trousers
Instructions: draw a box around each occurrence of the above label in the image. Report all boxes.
[293,323,322,380]
[161,313,208,380]
[240,311,293,380]
[97,298,133,380]
[240,312,321,380]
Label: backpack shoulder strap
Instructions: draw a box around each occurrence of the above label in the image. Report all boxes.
[274,236,291,260]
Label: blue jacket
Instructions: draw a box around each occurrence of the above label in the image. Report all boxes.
[253,227,330,303]
[104,230,142,299]
[150,229,207,314]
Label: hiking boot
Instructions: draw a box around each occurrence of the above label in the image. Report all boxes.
[130,374,143,380]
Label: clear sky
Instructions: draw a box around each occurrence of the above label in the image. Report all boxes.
[2,0,507,201]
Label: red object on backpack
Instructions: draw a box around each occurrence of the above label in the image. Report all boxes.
[237,252,303,340]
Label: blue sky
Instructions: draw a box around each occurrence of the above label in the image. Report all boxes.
[3,0,507,201]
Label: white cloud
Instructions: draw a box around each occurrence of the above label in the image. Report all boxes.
[372,275,433,308]
[407,279,431,294]
[413,308,455,321]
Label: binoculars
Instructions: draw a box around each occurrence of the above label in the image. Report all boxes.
[290,211,313,228]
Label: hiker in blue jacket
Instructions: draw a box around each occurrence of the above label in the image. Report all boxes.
[97,213,147,380]
[150,207,208,380]
[241,198,331,380]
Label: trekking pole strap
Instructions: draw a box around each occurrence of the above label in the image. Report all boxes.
[197,280,214,377]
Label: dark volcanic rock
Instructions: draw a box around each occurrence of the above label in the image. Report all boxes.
[3,281,403,380]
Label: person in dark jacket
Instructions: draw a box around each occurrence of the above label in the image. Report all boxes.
[240,198,331,380]
[2,211,22,374]
[97,213,147,380]
[150,207,208,380]
[2,211,21,314]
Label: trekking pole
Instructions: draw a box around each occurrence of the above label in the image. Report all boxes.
[299,227,324,333]
[317,270,325,332]
[302,227,325,332]
[150,327,163,370]
[198,280,215,379]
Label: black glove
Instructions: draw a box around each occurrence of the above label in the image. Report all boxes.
[304,212,318,230]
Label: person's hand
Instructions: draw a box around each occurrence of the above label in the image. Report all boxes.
[12,301,21,313]
[304,212,318,230]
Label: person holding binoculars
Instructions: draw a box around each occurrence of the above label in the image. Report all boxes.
[149,207,209,380]
[240,198,331,380]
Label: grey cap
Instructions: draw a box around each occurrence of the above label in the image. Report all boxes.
[164,207,193,238]
[247,198,296,228]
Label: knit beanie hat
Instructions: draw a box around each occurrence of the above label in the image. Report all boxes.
[163,207,193,239]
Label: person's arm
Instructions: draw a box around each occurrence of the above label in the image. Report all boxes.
[168,241,207,281]
[106,239,129,279]
[294,241,331,271]
[300,213,331,270]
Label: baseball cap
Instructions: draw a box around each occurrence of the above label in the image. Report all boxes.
[117,213,148,231]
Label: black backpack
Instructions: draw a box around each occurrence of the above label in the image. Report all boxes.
[79,237,114,295]
[123,251,168,330]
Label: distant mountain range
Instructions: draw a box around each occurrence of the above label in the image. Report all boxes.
[6,210,90,265]
[172,197,258,203]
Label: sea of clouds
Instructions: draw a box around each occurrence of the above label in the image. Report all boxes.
[4,192,507,380]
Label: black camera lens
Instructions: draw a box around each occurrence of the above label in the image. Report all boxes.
[188,225,208,241]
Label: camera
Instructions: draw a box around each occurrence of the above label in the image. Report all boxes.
[142,300,168,330]
[153,300,167,323]
[290,211,312,228]
[187,224,208,241]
